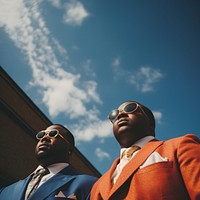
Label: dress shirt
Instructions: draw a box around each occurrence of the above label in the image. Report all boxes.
[112,136,154,184]
[37,163,69,188]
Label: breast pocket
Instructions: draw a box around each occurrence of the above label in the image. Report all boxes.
[138,161,173,173]
[133,161,176,193]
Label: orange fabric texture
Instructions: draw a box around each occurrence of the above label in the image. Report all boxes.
[90,134,200,200]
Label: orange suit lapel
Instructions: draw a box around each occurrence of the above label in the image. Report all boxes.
[108,140,164,199]
[98,158,120,199]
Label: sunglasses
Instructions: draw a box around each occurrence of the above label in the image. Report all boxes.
[108,102,150,123]
[36,129,70,144]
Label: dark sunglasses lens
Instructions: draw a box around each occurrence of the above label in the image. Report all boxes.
[109,110,119,122]
[124,103,137,112]
[48,130,58,137]
[37,131,45,139]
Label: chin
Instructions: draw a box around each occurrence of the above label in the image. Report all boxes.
[36,152,50,161]
[117,136,135,148]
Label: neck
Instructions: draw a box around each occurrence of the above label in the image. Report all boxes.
[38,158,69,167]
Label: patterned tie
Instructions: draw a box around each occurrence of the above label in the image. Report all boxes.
[122,145,140,160]
[112,145,141,184]
[25,167,49,199]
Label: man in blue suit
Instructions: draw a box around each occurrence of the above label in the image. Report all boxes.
[0,124,98,200]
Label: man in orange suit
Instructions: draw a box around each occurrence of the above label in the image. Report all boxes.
[90,101,200,200]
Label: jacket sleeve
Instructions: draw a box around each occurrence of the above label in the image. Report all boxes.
[178,134,200,200]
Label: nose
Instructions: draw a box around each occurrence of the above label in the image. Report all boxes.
[116,110,127,120]
[40,135,51,142]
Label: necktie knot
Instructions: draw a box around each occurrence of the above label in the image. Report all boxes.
[32,167,49,179]
[122,145,140,159]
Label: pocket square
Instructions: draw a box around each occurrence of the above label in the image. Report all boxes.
[140,152,168,169]
[67,193,77,199]
[55,191,66,197]
[55,191,77,199]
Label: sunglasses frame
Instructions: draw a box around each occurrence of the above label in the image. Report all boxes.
[36,129,70,145]
[108,102,150,123]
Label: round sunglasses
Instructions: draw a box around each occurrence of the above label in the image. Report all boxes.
[36,129,70,144]
[108,102,150,123]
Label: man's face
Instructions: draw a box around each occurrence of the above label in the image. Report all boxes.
[35,125,70,163]
[112,102,150,148]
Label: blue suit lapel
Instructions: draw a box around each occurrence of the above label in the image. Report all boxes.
[12,176,32,200]
[28,166,78,200]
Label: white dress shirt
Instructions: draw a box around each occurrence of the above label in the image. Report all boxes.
[111,136,154,184]
[36,163,69,188]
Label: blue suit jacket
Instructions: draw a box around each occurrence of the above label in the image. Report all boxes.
[0,165,98,200]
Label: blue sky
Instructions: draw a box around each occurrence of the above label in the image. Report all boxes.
[0,0,200,174]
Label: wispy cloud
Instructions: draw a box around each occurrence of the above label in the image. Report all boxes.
[111,57,164,92]
[129,66,164,92]
[111,57,127,79]
[153,111,162,124]
[82,59,96,78]
[0,0,110,142]
[48,0,61,8]
[95,147,111,161]
[112,57,121,66]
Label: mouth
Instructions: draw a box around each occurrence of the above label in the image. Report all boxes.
[117,118,128,126]
[38,143,49,150]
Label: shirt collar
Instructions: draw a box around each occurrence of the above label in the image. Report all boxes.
[134,136,155,148]
[35,163,69,175]
[120,136,155,157]
[47,163,69,175]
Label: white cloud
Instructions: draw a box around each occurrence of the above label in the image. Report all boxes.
[82,59,96,78]
[71,119,112,142]
[49,0,89,26]
[112,57,121,66]
[153,111,162,124]
[129,66,163,92]
[48,0,61,8]
[0,0,24,29]
[111,57,127,80]
[63,0,89,26]
[95,148,111,161]
[0,0,104,142]
[111,58,163,92]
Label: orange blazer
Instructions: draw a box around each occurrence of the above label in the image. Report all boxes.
[90,134,200,200]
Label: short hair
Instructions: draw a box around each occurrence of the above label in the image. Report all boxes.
[53,124,75,148]
[139,103,155,136]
